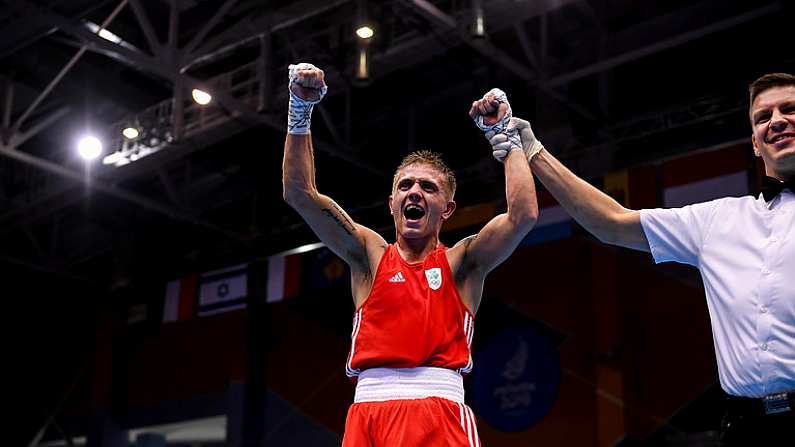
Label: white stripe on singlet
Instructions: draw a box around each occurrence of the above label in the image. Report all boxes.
[353,367,465,404]
[346,309,363,377]
[458,313,475,374]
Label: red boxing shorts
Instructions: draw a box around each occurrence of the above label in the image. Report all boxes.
[341,367,481,447]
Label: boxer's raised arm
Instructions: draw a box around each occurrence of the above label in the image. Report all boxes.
[282,64,386,273]
[454,90,539,275]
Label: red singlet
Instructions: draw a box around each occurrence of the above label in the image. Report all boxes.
[341,244,481,447]
[346,243,475,377]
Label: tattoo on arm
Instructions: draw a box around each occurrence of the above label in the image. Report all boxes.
[321,202,356,236]
[458,234,477,248]
[453,235,478,281]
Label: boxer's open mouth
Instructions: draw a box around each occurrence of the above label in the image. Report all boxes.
[403,204,425,220]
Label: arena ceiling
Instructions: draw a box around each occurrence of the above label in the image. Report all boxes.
[0,0,792,287]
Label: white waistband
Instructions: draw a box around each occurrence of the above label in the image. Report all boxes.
[354,367,464,404]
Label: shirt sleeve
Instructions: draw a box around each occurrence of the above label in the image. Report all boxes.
[639,200,720,266]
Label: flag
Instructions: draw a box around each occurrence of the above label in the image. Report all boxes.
[266,253,303,303]
[302,247,348,294]
[521,190,573,246]
[198,264,248,316]
[163,274,198,322]
[662,144,749,207]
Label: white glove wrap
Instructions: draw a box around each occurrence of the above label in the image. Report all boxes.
[486,117,544,163]
[473,88,513,133]
[287,63,328,135]
[472,88,522,162]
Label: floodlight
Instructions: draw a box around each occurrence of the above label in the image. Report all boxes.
[78,136,102,160]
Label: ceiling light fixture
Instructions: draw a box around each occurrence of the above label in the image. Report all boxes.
[122,127,139,139]
[356,25,374,40]
[191,89,212,105]
[355,0,375,40]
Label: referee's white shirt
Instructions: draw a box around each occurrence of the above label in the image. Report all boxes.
[640,189,794,398]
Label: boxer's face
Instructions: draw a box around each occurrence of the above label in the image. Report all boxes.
[390,163,456,239]
[751,85,795,179]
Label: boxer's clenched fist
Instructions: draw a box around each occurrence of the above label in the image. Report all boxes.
[289,63,327,103]
[287,63,327,134]
[469,91,510,128]
[469,88,512,133]
[470,88,519,162]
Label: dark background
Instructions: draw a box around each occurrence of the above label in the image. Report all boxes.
[2,0,793,445]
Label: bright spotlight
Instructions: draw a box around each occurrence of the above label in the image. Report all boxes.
[78,136,102,160]
[122,127,139,139]
[355,25,374,39]
[191,89,212,105]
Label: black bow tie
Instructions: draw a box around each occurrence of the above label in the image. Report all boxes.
[761,176,795,202]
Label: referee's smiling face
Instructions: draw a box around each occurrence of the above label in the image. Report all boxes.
[751,85,795,180]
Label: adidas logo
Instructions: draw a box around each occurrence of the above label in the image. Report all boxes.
[388,272,406,283]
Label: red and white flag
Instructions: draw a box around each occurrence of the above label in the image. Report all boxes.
[163,274,198,322]
[662,144,749,208]
[266,253,303,303]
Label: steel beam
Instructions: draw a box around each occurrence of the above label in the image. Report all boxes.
[10,0,128,135]
[0,144,248,243]
[168,0,179,49]
[157,167,183,206]
[188,0,351,61]
[11,107,70,147]
[513,24,540,73]
[40,6,384,176]
[0,253,94,282]
[257,32,272,112]
[545,3,780,87]
[23,225,45,260]
[405,0,599,122]
[182,0,240,57]
[26,368,87,447]
[0,0,116,59]
[2,77,13,131]
[128,0,163,56]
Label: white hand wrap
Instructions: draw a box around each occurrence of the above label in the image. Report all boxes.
[287,63,328,135]
[473,88,521,162]
[473,88,513,133]
[486,117,544,163]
